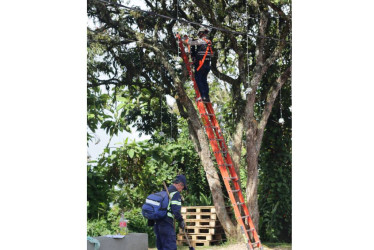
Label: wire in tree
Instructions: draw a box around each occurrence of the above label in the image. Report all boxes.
[160,91,164,137]
[170,104,173,142]
[246,0,249,88]
[244,0,253,99]
[176,0,180,59]
[279,87,285,125]
[93,0,285,42]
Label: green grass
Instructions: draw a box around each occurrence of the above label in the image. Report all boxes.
[148,241,292,250]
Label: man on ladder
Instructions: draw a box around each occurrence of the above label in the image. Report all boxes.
[183,27,213,103]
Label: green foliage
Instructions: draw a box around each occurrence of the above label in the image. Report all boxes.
[87,205,157,247]
[87,164,112,219]
[122,207,157,247]
[185,191,213,206]
[87,119,212,217]
[258,83,291,242]
[87,218,113,237]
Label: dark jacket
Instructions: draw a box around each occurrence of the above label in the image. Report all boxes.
[189,37,213,67]
[165,184,183,224]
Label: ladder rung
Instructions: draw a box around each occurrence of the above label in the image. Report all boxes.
[219,164,232,167]
[205,125,219,129]
[201,113,214,116]
[247,228,255,232]
[209,138,223,141]
[241,215,250,219]
[237,202,245,205]
[213,150,227,154]
[223,176,238,180]
[229,189,240,193]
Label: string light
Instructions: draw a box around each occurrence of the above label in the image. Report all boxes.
[279,88,285,125]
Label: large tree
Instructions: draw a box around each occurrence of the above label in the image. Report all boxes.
[87,0,291,238]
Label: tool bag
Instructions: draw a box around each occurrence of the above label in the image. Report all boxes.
[141,190,169,220]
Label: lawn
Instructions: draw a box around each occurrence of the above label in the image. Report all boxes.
[149,242,291,250]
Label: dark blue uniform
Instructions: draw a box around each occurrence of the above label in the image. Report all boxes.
[195,62,210,101]
[189,37,213,102]
[154,185,183,250]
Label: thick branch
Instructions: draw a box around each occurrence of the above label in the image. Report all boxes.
[87,78,121,88]
[255,66,291,152]
[211,56,237,85]
[262,0,291,22]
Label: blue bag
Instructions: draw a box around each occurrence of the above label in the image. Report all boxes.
[141,190,169,220]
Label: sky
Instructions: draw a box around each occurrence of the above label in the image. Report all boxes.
[87,126,150,160]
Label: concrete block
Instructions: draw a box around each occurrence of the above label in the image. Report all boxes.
[87,233,148,250]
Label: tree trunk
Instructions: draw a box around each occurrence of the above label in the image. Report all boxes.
[174,78,238,238]
[245,139,260,229]
[231,118,244,180]
[187,106,238,238]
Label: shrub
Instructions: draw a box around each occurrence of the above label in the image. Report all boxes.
[87,205,156,247]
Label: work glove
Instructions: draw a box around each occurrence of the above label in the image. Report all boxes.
[179,220,185,230]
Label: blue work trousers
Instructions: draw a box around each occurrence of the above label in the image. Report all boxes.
[195,63,211,99]
[154,220,176,250]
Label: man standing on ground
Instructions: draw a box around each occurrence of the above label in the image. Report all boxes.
[183,27,213,103]
[153,175,187,250]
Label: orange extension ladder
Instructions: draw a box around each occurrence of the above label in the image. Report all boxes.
[176,34,263,250]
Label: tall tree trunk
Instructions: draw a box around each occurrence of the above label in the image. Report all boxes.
[231,118,244,179]
[173,76,238,238]
[245,139,260,228]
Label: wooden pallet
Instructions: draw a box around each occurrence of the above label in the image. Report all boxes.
[185,219,220,228]
[177,233,225,241]
[178,206,227,248]
[177,239,221,247]
[182,213,217,220]
[181,227,225,235]
[181,206,216,214]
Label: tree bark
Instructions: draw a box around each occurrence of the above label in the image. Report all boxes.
[245,139,260,228]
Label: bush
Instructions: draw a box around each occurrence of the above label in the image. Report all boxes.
[122,207,156,247]
[87,205,156,247]
[87,218,114,237]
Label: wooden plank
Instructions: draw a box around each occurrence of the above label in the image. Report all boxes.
[181,206,216,214]
[184,227,215,234]
[177,233,225,241]
[185,219,220,228]
[182,213,218,220]
[179,227,225,235]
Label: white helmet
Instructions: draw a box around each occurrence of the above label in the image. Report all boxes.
[197,27,209,36]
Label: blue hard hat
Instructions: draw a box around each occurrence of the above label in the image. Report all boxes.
[176,175,188,190]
